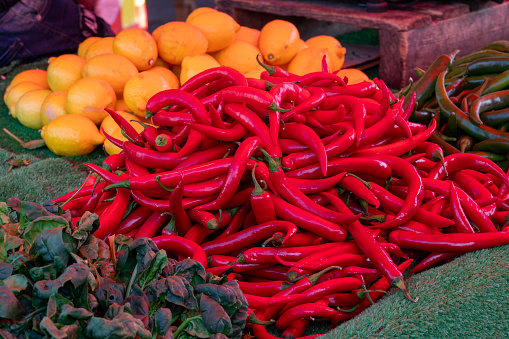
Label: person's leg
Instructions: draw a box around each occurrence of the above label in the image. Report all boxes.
[0,0,114,67]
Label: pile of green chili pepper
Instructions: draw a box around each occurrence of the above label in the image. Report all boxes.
[403,40,509,169]
[46,56,509,338]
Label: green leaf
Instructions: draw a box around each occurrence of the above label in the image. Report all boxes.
[29,264,57,282]
[146,276,198,311]
[0,228,24,262]
[193,283,240,316]
[114,234,133,253]
[95,277,125,311]
[0,329,18,339]
[84,312,152,339]
[39,316,67,339]
[31,226,74,272]
[78,235,110,263]
[173,259,206,287]
[58,304,93,324]
[106,303,133,320]
[33,279,63,300]
[47,293,72,320]
[138,251,167,291]
[0,262,13,280]
[116,238,165,285]
[57,263,92,289]
[3,274,28,295]
[181,316,213,339]
[199,294,232,336]
[153,308,172,335]
[5,252,30,271]
[71,211,100,248]
[0,202,11,225]
[0,285,20,320]
[123,285,149,321]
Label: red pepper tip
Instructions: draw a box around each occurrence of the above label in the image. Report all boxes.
[392,276,418,303]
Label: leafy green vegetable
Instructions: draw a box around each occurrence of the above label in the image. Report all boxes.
[85,310,152,339]
[199,294,232,335]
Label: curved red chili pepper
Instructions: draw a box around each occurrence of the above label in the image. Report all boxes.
[186,120,249,142]
[200,220,298,256]
[202,86,284,112]
[134,211,171,239]
[122,141,183,170]
[287,172,347,195]
[152,234,208,268]
[298,71,346,87]
[188,208,219,230]
[282,125,355,171]
[168,177,192,235]
[276,303,340,330]
[238,280,291,297]
[250,165,277,224]
[76,182,107,216]
[389,230,509,252]
[338,174,380,208]
[281,87,327,122]
[279,232,322,247]
[400,91,416,121]
[179,66,248,93]
[279,122,328,176]
[306,106,347,125]
[52,182,98,204]
[94,187,131,240]
[82,163,127,184]
[323,82,377,98]
[102,153,126,172]
[113,205,153,236]
[151,111,195,127]
[173,143,235,170]
[409,252,463,274]
[146,89,210,124]
[451,171,494,201]
[196,136,263,211]
[450,182,476,234]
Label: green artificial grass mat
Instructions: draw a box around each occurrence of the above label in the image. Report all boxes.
[2,60,509,339]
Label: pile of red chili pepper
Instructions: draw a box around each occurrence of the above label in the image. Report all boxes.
[51,58,509,338]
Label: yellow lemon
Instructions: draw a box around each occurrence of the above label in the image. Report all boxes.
[185,7,217,22]
[41,90,68,126]
[15,89,52,130]
[153,57,171,68]
[123,71,172,118]
[113,27,159,71]
[187,10,240,53]
[287,47,331,76]
[77,36,101,59]
[337,68,370,84]
[84,37,115,62]
[41,114,105,156]
[100,110,142,137]
[213,40,265,75]
[234,26,260,46]
[180,53,220,85]
[115,98,130,112]
[82,53,139,99]
[244,69,263,79]
[156,21,208,65]
[6,69,49,92]
[66,77,117,125]
[46,54,86,92]
[171,64,182,81]
[4,81,45,118]
[259,19,300,66]
[147,66,180,89]
[305,35,346,72]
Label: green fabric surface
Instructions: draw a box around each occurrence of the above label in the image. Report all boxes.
[2,60,509,339]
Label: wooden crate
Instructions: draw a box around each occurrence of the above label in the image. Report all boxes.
[215,0,509,88]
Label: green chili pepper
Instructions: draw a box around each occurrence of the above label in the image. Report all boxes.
[481,40,509,53]
[446,65,467,79]
[414,67,426,78]
[472,137,509,154]
[405,50,458,110]
[444,112,458,138]
[470,89,509,126]
[436,70,509,140]
[429,131,460,156]
[466,150,506,162]
[452,49,508,68]
[456,134,475,153]
[481,69,509,95]
[480,108,509,126]
[466,57,509,76]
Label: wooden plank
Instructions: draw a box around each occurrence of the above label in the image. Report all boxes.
[379,0,509,89]
[216,0,434,31]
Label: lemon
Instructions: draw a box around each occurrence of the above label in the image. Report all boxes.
[41,114,105,156]
[187,10,240,53]
[82,53,139,98]
[305,35,346,72]
[234,26,260,46]
[15,89,52,130]
[66,77,117,125]
[287,47,331,76]
[77,36,101,59]
[113,27,159,71]
[259,19,300,66]
[212,40,265,75]
[180,53,220,85]
[4,81,45,117]
[6,69,49,93]
[46,54,86,92]
[156,21,208,65]
[337,68,370,84]
[186,7,217,22]
[84,37,115,62]
[41,90,68,126]
[147,66,180,89]
[100,110,142,137]
[123,71,173,118]
[115,98,131,112]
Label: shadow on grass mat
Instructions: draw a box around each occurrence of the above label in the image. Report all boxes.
[2,59,509,339]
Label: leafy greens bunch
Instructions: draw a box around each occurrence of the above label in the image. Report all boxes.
[0,197,249,339]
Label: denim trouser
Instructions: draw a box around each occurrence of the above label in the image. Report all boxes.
[0,0,114,67]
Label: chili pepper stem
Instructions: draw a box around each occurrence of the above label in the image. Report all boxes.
[392,277,418,302]
[337,304,359,313]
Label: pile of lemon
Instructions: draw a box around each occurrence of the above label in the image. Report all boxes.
[2,7,369,157]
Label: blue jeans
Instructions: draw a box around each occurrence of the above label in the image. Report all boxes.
[0,0,114,67]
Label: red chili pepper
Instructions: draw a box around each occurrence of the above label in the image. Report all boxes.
[317,266,380,284]
[173,143,235,170]
[104,108,140,140]
[152,234,208,268]
[409,252,463,274]
[281,87,327,122]
[245,293,303,310]
[320,191,416,302]
[76,182,107,216]
[134,211,171,239]
[286,172,347,195]
[422,178,498,233]
[102,153,126,172]
[122,141,183,170]
[269,82,311,106]
[151,111,195,127]
[196,136,264,211]
[238,280,292,297]
[270,194,348,242]
[279,232,322,247]
[186,120,249,142]
[52,181,98,204]
[202,86,284,112]
[113,205,153,236]
[182,66,248,93]
[94,188,131,240]
[242,265,290,281]
[451,171,494,201]
[201,220,298,256]
[276,303,340,330]
[282,125,355,172]
[323,82,377,98]
[82,163,127,184]
[339,174,380,208]
[298,71,346,87]
[60,195,90,213]
[217,203,250,239]
[390,230,509,252]
[146,89,210,124]
[187,208,218,230]
[250,165,277,224]
[449,182,476,234]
